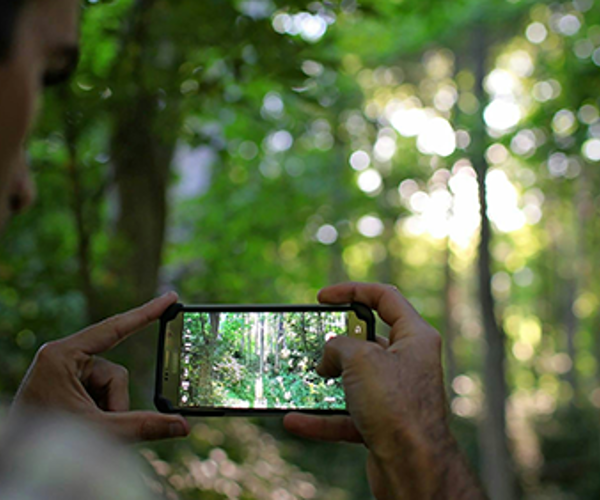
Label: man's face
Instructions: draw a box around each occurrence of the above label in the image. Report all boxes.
[0,0,79,233]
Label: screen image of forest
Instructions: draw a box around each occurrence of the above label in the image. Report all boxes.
[178,311,348,410]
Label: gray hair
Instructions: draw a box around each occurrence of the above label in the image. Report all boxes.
[0,410,165,500]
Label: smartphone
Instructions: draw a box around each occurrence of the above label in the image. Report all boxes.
[155,302,375,416]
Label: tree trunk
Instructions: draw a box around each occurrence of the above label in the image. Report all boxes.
[317,312,323,338]
[73,0,183,409]
[561,174,590,400]
[260,314,265,373]
[471,25,516,500]
[563,278,579,397]
[255,315,260,357]
[240,314,245,357]
[269,314,275,359]
[329,136,349,284]
[595,310,600,388]
[198,314,213,405]
[275,314,284,372]
[254,314,266,407]
[443,240,458,396]
[110,90,173,308]
[246,316,252,362]
[377,219,396,285]
[62,95,96,322]
[300,313,308,351]
[209,312,220,341]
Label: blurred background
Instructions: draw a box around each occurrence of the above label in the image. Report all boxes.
[1,0,599,498]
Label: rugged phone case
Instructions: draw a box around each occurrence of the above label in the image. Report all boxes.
[155,302,375,417]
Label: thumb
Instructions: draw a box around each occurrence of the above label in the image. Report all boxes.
[102,411,190,442]
[283,413,363,443]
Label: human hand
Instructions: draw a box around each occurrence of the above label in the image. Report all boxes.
[284,283,478,500]
[11,292,190,442]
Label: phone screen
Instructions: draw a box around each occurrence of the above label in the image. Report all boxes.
[176,310,357,411]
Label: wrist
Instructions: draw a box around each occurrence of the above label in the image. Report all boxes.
[369,420,459,498]
[369,413,453,459]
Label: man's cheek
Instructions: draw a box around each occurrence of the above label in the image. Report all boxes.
[0,64,39,225]
[0,69,36,153]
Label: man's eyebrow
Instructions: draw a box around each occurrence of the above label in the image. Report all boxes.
[43,46,80,87]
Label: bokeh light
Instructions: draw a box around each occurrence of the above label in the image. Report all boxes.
[266,130,293,153]
[582,138,600,161]
[357,169,383,194]
[357,216,384,238]
[272,12,330,42]
[349,150,371,171]
[525,22,548,44]
[316,224,338,245]
[416,117,456,157]
[484,99,521,132]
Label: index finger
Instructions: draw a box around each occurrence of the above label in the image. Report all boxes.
[68,291,178,355]
[318,282,422,329]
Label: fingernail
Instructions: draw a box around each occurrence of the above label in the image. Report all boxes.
[169,421,186,437]
[162,291,178,300]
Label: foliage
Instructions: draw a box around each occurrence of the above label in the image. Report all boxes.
[142,419,342,500]
[180,312,346,410]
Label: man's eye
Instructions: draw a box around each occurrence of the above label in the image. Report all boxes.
[42,70,71,88]
[42,47,80,88]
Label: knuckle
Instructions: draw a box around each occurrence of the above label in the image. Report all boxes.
[322,335,344,355]
[428,330,442,348]
[421,329,442,354]
[112,313,125,324]
[117,365,129,381]
[325,334,343,348]
[138,417,160,440]
[349,342,379,366]
[104,314,121,330]
[102,313,121,329]
[36,341,63,363]
[138,417,154,439]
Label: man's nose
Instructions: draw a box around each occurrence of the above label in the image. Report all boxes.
[10,155,37,214]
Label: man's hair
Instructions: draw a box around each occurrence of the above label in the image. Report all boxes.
[0,0,26,62]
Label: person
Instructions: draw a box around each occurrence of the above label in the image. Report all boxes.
[0,0,487,498]
[1,0,190,442]
[0,412,166,500]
